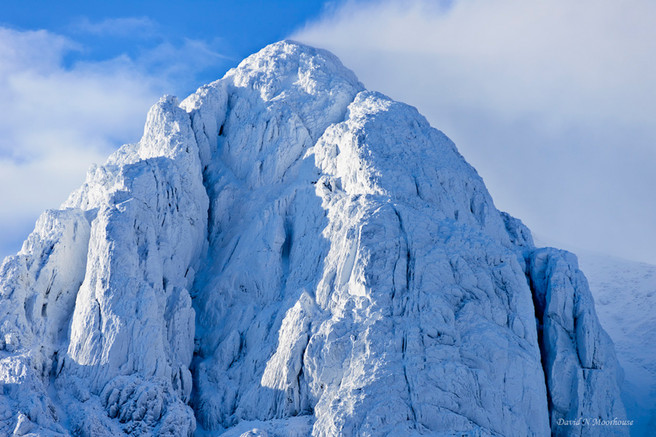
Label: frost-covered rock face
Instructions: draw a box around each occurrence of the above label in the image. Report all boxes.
[528,249,627,437]
[0,41,626,436]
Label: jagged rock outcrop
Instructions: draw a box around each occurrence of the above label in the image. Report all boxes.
[0,41,627,436]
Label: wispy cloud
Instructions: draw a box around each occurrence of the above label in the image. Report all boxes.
[293,0,656,263]
[70,16,158,38]
[135,37,232,85]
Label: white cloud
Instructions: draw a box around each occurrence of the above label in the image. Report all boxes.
[296,0,656,128]
[0,25,225,260]
[293,0,656,263]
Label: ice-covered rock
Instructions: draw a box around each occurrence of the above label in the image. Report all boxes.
[528,249,627,436]
[0,41,627,436]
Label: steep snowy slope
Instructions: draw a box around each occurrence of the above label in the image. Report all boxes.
[578,253,656,436]
[0,41,628,436]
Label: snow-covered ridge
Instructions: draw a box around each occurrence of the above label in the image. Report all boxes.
[0,41,627,436]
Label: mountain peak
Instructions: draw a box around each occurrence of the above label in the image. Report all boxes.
[225,39,363,101]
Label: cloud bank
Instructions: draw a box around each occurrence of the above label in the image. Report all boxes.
[0,24,226,260]
[293,0,656,263]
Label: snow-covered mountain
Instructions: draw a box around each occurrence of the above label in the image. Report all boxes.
[0,41,628,436]
[577,253,656,437]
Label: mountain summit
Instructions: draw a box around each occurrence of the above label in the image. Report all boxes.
[0,41,626,436]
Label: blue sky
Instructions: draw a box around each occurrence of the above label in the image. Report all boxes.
[1,0,330,93]
[1,0,655,264]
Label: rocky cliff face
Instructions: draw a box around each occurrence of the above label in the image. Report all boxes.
[0,41,626,436]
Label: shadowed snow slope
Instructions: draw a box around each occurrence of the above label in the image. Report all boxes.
[577,253,656,437]
[0,41,627,436]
